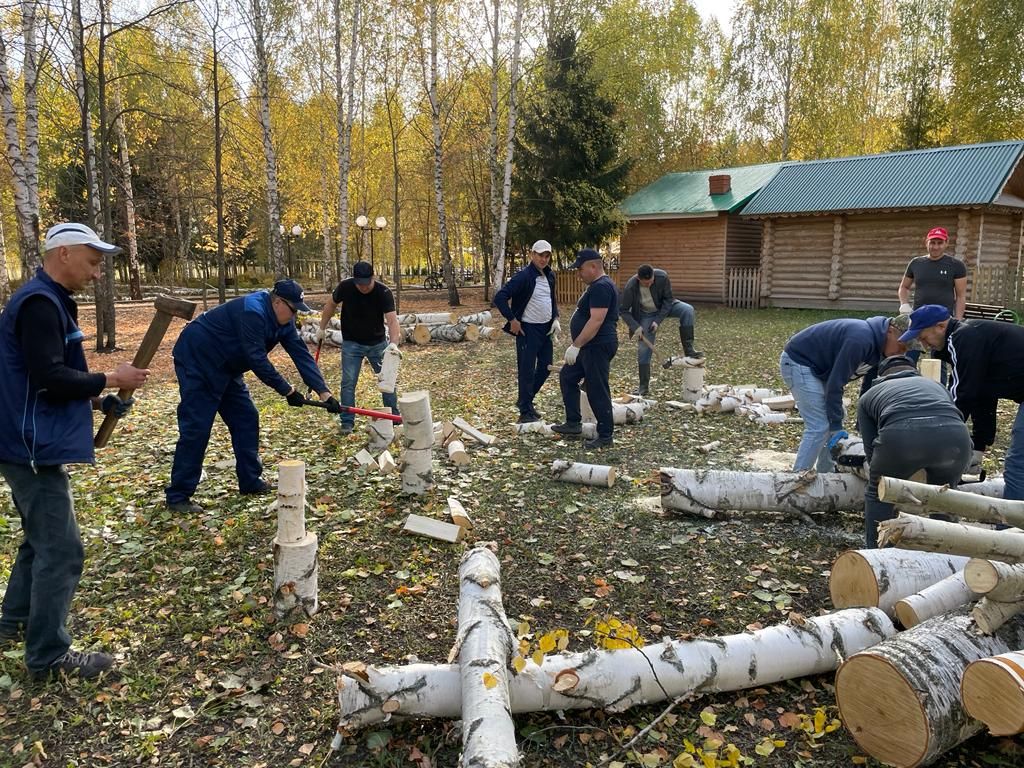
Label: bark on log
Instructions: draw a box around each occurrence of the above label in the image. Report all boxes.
[272,460,318,618]
[378,344,401,394]
[682,366,704,403]
[458,311,492,325]
[404,324,432,345]
[894,571,978,629]
[972,597,1024,634]
[409,323,478,342]
[836,611,1024,768]
[879,513,1024,562]
[879,476,1024,528]
[612,402,647,425]
[336,608,895,732]
[275,460,306,544]
[964,558,1024,601]
[366,418,395,453]
[397,312,457,325]
[398,390,434,494]
[455,547,519,767]
[479,326,496,339]
[830,549,969,616]
[661,468,865,519]
[447,439,470,467]
[961,650,1024,735]
[551,459,616,487]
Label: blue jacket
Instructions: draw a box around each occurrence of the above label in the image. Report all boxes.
[784,316,891,431]
[173,291,327,395]
[0,270,95,467]
[493,263,558,335]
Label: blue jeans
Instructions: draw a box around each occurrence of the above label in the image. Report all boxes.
[560,340,618,439]
[514,321,554,415]
[779,351,834,472]
[341,340,399,428]
[1004,402,1024,500]
[0,463,83,671]
[635,301,695,365]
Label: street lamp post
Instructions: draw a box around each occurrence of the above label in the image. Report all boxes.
[279,224,303,277]
[355,214,388,271]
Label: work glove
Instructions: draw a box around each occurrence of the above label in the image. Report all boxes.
[548,318,561,341]
[827,430,849,459]
[314,327,326,344]
[100,394,134,418]
[967,449,984,475]
[650,321,658,332]
[564,345,580,366]
[324,396,343,415]
[899,303,913,315]
[285,390,305,407]
[629,326,643,343]
[385,342,401,356]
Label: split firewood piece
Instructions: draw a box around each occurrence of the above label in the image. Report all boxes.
[440,421,458,446]
[973,597,1024,634]
[964,558,1024,601]
[665,400,695,411]
[612,402,646,425]
[377,344,401,394]
[365,418,395,453]
[961,650,1024,735]
[403,513,463,543]
[836,610,1024,768]
[272,460,318,618]
[660,468,865,519]
[879,476,1024,528]
[894,571,979,629]
[830,549,970,616]
[452,416,497,446]
[398,390,434,494]
[761,394,795,411]
[447,440,470,467]
[551,459,616,487]
[919,358,942,382]
[878,513,1024,562]
[336,607,895,732]
[448,497,473,530]
[403,324,432,345]
[354,449,378,471]
[455,546,519,766]
[378,450,397,475]
[699,440,721,453]
[580,391,596,423]
[514,421,554,436]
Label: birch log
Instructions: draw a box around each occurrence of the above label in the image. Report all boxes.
[423,323,479,342]
[336,608,895,732]
[398,390,434,494]
[682,366,704,403]
[377,344,401,394]
[879,513,1024,562]
[397,312,457,325]
[612,402,646,425]
[455,547,519,767]
[447,439,470,467]
[661,468,865,519]
[894,571,978,629]
[479,326,496,339]
[366,418,395,452]
[458,311,492,325]
[272,461,318,618]
[836,611,1024,768]
[830,549,969,615]
[972,598,1024,634]
[879,476,1024,527]
[964,558,1024,601]
[551,459,616,487]
[580,391,596,423]
[404,324,432,345]
[961,650,1024,735]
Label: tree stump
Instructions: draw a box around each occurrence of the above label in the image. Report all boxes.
[272,460,318,618]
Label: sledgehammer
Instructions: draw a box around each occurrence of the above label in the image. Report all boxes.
[301,398,403,423]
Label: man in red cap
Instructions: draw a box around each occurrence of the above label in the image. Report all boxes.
[897,226,966,320]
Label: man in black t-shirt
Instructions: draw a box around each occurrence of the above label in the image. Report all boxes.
[898,226,967,318]
[318,261,403,433]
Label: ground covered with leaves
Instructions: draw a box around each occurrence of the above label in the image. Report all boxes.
[2,298,1022,768]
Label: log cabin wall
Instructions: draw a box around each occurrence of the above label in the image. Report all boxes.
[760,218,834,307]
[618,216,728,302]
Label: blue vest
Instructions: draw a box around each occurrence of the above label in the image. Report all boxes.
[0,270,95,467]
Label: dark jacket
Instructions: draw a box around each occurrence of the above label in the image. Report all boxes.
[857,371,966,462]
[493,263,558,335]
[784,316,892,431]
[173,291,327,396]
[0,270,95,466]
[619,269,675,333]
[937,318,1024,449]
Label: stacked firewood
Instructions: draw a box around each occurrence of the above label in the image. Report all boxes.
[667,383,797,424]
[297,310,495,347]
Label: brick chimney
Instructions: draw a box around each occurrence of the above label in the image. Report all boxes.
[709,174,732,195]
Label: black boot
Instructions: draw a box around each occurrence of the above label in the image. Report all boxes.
[634,364,650,396]
[680,325,704,359]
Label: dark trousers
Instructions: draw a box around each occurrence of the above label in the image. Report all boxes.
[559,340,617,439]
[166,361,263,504]
[514,321,553,415]
[864,420,971,547]
[0,463,83,671]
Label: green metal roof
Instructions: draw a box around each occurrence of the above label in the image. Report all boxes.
[742,141,1024,216]
[620,162,784,218]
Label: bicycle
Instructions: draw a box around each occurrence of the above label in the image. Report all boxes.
[423,272,444,291]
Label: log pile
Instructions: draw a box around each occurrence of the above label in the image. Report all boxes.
[668,383,795,424]
[298,309,495,348]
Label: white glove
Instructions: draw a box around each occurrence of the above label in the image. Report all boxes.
[564,345,580,365]
[899,303,913,315]
[385,342,401,356]
[650,321,658,332]
[967,449,984,475]
[548,318,561,340]
[314,327,326,343]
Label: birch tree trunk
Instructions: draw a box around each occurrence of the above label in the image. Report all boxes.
[879,476,1024,528]
[894,571,978,629]
[830,548,970,616]
[96,0,116,347]
[209,5,227,303]
[335,0,360,278]
[492,0,523,292]
[110,79,142,299]
[251,0,285,277]
[486,0,501,295]
[0,213,8,300]
[964,558,1024,602]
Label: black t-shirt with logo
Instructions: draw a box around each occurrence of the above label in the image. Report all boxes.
[331,279,395,344]
[904,254,966,314]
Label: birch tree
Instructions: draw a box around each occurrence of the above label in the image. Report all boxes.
[335,0,360,279]
[0,204,12,301]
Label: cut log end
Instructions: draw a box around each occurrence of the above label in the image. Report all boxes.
[829,551,880,610]
[961,657,1024,736]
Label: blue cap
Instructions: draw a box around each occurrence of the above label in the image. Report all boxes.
[272,279,311,312]
[899,304,950,342]
[352,261,374,286]
[571,248,602,269]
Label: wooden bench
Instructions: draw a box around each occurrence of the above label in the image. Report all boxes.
[963,302,1019,323]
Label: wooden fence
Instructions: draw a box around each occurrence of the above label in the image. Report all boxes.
[973,263,1024,310]
[727,267,761,309]
[555,268,618,307]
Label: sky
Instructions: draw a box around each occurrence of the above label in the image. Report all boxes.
[690,0,736,34]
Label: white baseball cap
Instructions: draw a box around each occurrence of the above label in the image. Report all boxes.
[44,223,121,254]
[531,239,552,254]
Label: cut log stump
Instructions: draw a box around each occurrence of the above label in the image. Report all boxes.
[272,461,318,618]
[961,650,1024,735]
[398,390,434,494]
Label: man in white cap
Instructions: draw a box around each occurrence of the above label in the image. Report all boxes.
[0,223,150,681]
[494,240,560,422]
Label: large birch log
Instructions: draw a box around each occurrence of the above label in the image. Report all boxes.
[879,513,1024,562]
[961,650,1024,735]
[972,597,1024,634]
[661,468,865,519]
[337,608,894,732]
[836,611,1024,768]
[894,571,978,629]
[964,558,1024,601]
[612,402,646,425]
[398,390,434,494]
[830,549,969,615]
[272,461,318,618]
[879,476,1024,528]
[410,322,478,342]
[551,459,616,487]
[403,324,432,345]
[458,311,492,325]
[377,344,401,394]
[455,547,519,767]
[397,312,457,325]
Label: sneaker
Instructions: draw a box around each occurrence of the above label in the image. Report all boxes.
[583,436,613,450]
[551,422,583,436]
[167,500,204,514]
[0,622,23,647]
[31,649,115,682]
[241,481,274,496]
[517,412,542,424]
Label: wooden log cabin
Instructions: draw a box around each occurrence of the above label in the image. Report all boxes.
[741,141,1024,311]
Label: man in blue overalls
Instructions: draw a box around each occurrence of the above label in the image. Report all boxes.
[165,280,340,513]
